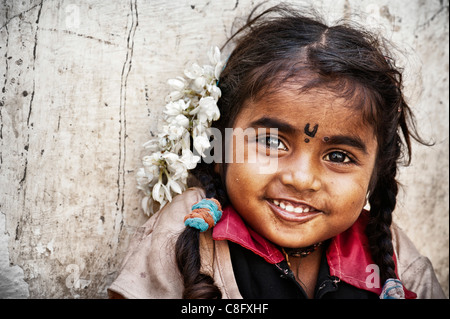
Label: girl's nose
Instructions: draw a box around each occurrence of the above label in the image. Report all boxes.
[278,154,322,193]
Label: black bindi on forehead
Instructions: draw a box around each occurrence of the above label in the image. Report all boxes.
[304,123,319,140]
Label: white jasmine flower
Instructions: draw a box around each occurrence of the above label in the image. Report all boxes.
[152,180,165,204]
[166,114,190,129]
[190,96,220,123]
[208,46,224,79]
[140,161,159,183]
[146,151,163,164]
[137,46,225,215]
[168,76,187,91]
[161,151,179,166]
[180,148,200,170]
[162,124,187,143]
[163,99,189,117]
[207,84,221,101]
[173,169,189,186]
[141,154,159,179]
[164,182,173,202]
[136,167,152,193]
[167,92,183,102]
[177,129,192,152]
[191,121,206,138]
[202,65,215,80]
[208,46,221,65]
[200,96,220,122]
[166,77,187,102]
[192,76,207,93]
[184,62,203,80]
[158,135,169,149]
[193,134,211,157]
[166,158,186,179]
[166,176,183,195]
[215,62,224,81]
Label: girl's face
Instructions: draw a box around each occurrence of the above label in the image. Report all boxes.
[223,87,378,248]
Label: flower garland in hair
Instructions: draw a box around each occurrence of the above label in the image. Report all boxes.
[137,46,225,216]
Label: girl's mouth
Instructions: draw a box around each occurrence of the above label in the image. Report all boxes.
[267,198,323,223]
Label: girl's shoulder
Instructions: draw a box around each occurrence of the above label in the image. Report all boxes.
[392,223,446,299]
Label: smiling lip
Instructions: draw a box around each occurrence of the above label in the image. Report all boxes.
[267,198,322,223]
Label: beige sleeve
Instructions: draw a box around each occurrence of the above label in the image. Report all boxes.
[392,224,447,299]
[107,188,205,299]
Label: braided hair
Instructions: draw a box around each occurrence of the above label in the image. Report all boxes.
[175,4,428,298]
[175,161,227,299]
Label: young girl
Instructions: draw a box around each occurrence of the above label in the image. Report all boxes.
[108,5,445,299]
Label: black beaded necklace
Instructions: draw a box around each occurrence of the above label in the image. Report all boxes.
[282,242,323,258]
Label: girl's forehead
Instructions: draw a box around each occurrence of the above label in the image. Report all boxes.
[236,86,376,138]
[242,86,364,119]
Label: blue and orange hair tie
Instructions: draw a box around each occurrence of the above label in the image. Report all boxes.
[184,198,223,232]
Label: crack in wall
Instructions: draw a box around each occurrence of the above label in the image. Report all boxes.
[39,28,117,46]
[18,1,42,192]
[0,0,44,298]
[0,1,43,31]
[0,4,9,143]
[115,0,138,232]
[417,2,449,29]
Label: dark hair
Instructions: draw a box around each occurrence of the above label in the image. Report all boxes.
[175,3,429,298]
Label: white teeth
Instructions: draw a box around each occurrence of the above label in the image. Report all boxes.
[272,199,315,214]
[294,207,303,213]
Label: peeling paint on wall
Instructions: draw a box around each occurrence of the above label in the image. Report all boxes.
[0,0,448,298]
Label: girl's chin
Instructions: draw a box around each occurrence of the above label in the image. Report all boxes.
[263,229,323,249]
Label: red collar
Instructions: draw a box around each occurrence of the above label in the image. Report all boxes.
[212,205,416,299]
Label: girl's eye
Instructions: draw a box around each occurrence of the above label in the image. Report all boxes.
[324,151,353,164]
[258,135,287,151]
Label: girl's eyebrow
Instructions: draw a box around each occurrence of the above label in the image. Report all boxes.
[249,117,298,135]
[325,135,368,154]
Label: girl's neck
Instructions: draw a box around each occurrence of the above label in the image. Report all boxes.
[282,245,324,299]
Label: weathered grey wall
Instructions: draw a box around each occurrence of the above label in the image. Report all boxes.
[0,0,448,298]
